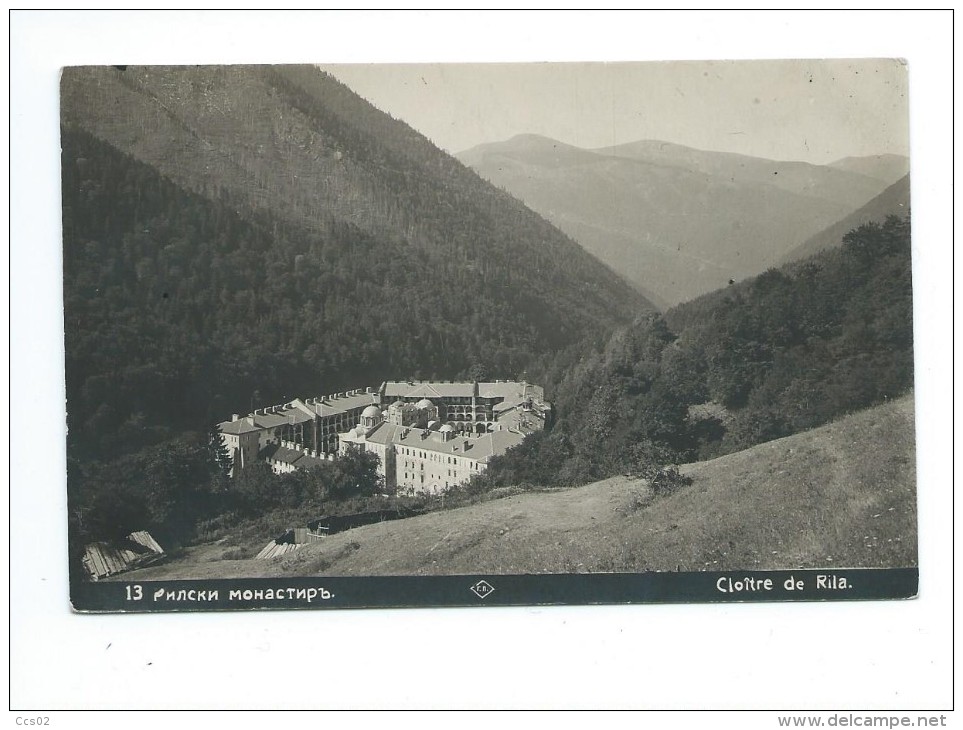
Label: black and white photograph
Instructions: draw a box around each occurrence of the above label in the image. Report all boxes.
[10,9,953,713]
[60,58,917,608]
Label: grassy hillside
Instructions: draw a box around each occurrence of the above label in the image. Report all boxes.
[118,394,915,580]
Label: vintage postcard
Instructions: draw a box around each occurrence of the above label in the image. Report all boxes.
[61,60,915,612]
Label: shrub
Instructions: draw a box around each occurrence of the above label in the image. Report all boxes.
[646,465,693,497]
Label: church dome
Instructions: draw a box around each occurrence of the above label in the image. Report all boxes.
[361,405,382,419]
[415,398,435,410]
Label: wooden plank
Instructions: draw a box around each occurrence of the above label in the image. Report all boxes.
[92,547,111,577]
[83,549,98,577]
[104,549,124,574]
[130,531,163,554]
[82,555,98,580]
[87,547,108,577]
[85,535,167,579]
[255,541,277,560]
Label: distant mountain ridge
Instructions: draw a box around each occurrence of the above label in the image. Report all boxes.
[591,139,890,208]
[778,174,910,264]
[458,135,907,307]
[827,154,910,185]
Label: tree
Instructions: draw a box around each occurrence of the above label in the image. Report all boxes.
[208,424,233,488]
[468,362,489,382]
[328,449,383,498]
[233,462,279,513]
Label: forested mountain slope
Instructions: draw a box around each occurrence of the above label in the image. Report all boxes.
[61,66,647,327]
[62,67,650,463]
[474,214,913,489]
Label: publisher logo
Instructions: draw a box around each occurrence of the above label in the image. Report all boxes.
[470,580,495,599]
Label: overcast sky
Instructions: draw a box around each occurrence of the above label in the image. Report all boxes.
[319,59,909,164]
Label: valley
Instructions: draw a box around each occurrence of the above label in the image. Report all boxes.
[60,63,916,594]
[114,394,916,580]
[458,134,908,306]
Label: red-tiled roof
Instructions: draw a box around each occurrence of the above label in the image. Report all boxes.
[392,428,524,462]
[382,381,477,399]
[492,395,525,413]
[220,392,377,432]
[260,443,305,465]
[382,380,533,401]
[478,381,528,399]
[364,423,403,446]
[217,417,261,435]
[310,391,378,416]
[261,443,328,470]
[252,412,291,428]
[296,453,328,470]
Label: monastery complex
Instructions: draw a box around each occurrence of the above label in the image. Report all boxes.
[218,380,552,494]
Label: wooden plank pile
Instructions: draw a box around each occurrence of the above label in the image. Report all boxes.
[82,531,165,580]
[254,541,304,560]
